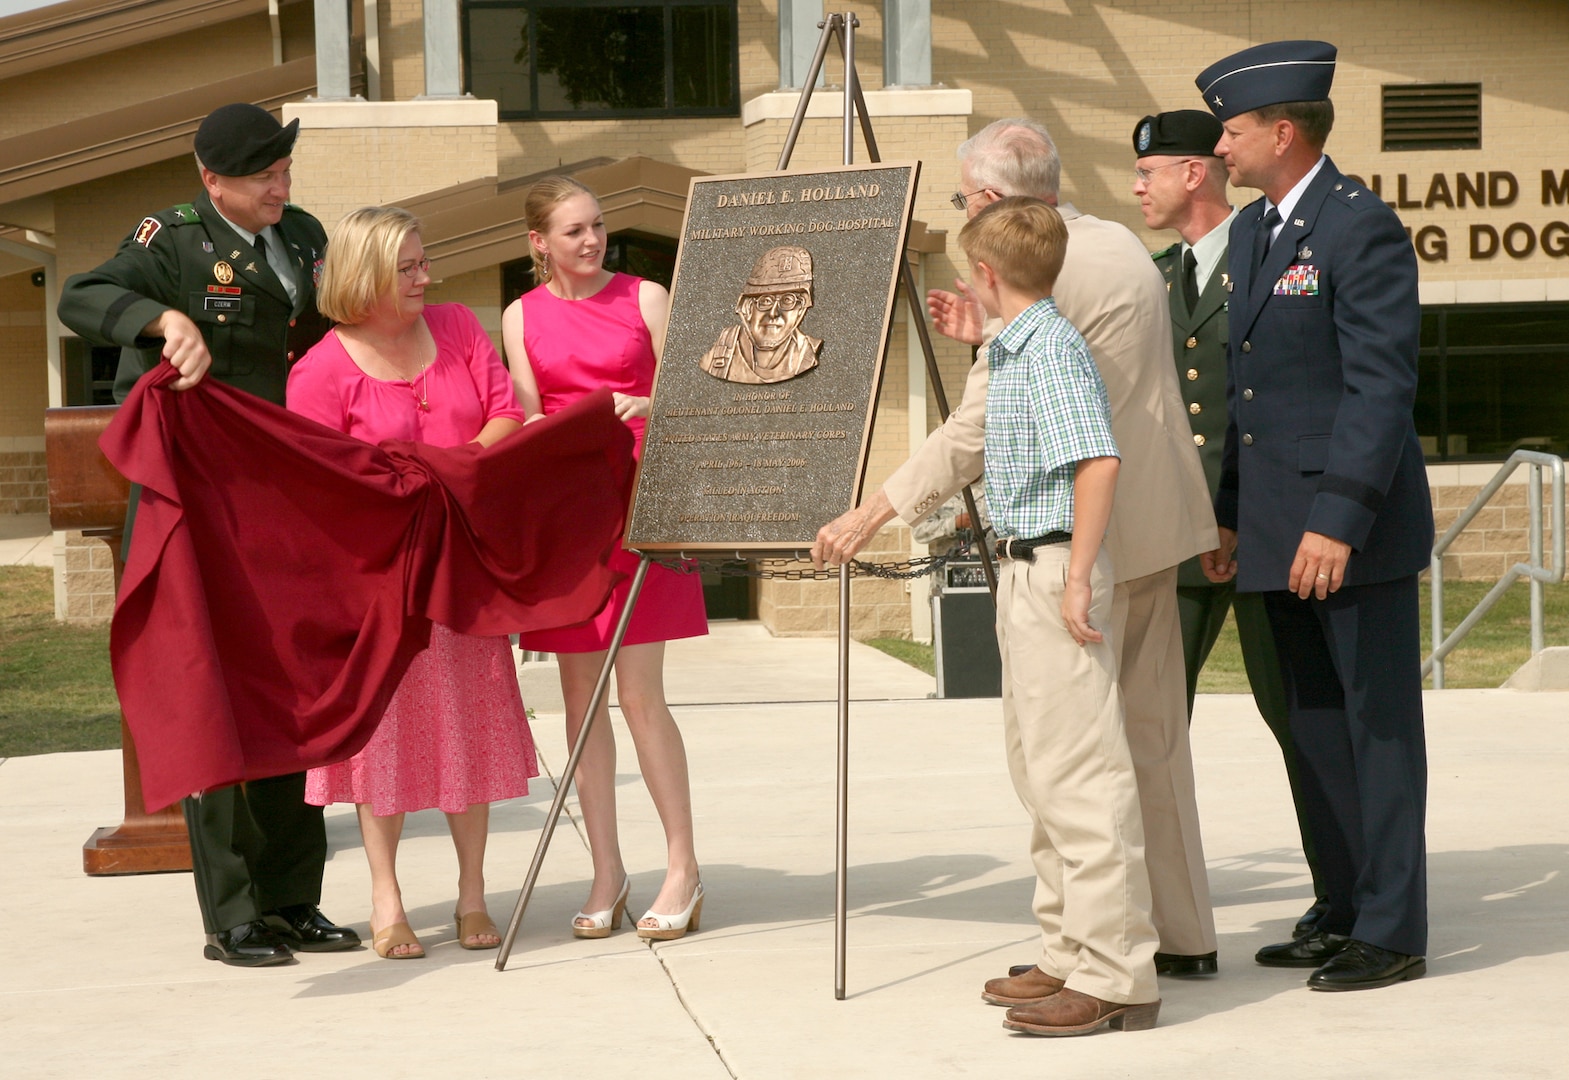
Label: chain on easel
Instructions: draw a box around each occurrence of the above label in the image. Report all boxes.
[646,554,955,581]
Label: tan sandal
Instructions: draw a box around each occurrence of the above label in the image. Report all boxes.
[455,908,500,950]
[371,921,425,959]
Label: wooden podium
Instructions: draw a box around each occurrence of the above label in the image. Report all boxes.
[45,405,192,875]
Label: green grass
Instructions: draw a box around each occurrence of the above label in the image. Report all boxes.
[869,579,1569,693]
[0,567,120,757]
[3,570,1566,757]
[865,636,936,676]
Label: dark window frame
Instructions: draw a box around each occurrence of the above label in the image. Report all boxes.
[1418,302,1569,462]
[462,0,741,121]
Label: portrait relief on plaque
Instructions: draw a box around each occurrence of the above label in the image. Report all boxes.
[627,162,922,554]
[697,245,823,385]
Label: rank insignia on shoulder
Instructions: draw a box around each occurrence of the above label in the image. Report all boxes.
[1347,190,1360,199]
[134,217,162,246]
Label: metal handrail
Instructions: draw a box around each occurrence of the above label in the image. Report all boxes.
[1426,450,1565,687]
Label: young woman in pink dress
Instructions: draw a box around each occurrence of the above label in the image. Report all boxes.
[287,206,538,959]
[503,177,709,941]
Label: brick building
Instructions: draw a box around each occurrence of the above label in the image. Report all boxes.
[2,0,1566,633]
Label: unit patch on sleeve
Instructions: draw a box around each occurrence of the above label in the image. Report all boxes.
[134,217,162,247]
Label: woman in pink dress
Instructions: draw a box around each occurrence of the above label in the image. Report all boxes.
[287,206,538,959]
[504,177,709,941]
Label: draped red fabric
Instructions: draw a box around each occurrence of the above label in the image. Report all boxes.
[100,362,633,811]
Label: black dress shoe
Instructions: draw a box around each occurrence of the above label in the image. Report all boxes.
[263,904,362,952]
[1255,929,1351,968]
[1307,940,1425,991]
[1155,951,1218,977]
[204,920,295,967]
[1293,897,1331,939]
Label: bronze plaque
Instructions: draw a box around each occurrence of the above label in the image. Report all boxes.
[627,162,921,553]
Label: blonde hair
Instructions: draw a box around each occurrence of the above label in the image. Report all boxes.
[317,206,422,324]
[958,196,1068,297]
[523,176,597,284]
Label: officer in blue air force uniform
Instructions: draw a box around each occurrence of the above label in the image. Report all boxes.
[1195,40,1433,992]
[1133,110,1326,932]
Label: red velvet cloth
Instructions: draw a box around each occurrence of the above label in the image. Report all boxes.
[100,362,633,811]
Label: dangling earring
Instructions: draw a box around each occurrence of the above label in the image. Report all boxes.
[540,251,551,282]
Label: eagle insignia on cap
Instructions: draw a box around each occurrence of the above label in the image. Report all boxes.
[1136,120,1152,152]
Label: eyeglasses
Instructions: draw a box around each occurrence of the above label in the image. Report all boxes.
[950,188,993,212]
[398,257,431,278]
[1132,160,1198,184]
[748,292,808,313]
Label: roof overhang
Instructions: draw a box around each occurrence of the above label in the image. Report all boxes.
[0,0,290,80]
[0,55,358,207]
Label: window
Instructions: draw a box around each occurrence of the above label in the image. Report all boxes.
[501,230,677,307]
[1416,303,1569,460]
[1382,83,1482,151]
[464,0,739,120]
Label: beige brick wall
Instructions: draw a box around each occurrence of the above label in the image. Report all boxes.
[58,531,118,624]
[288,123,498,235]
[0,271,48,451]
[1430,478,1564,582]
[932,0,1569,281]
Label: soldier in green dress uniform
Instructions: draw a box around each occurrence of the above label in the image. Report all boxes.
[1133,110,1326,935]
[58,103,354,967]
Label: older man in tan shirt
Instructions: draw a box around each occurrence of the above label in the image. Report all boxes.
[814,118,1221,986]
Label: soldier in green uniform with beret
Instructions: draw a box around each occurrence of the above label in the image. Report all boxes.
[58,103,354,967]
[1133,110,1326,935]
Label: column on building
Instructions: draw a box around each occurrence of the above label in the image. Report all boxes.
[422,0,464,97]
[313,0,355,99]
[778,0,825,89]
[883,0,932,87]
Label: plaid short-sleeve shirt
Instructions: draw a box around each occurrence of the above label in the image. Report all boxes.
[983,297,1119,539]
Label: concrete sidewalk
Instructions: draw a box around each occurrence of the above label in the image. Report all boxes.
[3,622,1567,1079]
[0,512,53,567]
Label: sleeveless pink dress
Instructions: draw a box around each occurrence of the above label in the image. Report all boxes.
[515,274,708,652]
[287,303,539,815]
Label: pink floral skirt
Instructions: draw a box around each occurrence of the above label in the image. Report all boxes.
[306,623,538,815]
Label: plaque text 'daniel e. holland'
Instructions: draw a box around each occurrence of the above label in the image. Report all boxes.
[627,162,921,554]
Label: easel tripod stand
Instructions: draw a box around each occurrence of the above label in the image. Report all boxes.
[496,12,996,1002]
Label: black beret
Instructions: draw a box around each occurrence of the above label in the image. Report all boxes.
[194,103,300,176]
[1196,40,1337,121]
[1133,111,1224,158]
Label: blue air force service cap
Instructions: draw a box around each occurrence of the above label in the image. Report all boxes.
[1195,40,1337,121]
[194,103,300,177]
[1133,110,1224,158]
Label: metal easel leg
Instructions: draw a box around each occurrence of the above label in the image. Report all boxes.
[834,563,851,999]
[496,555,654,970]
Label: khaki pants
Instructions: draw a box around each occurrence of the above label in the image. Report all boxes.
[1114,567,1218,956]
[998,545,1159,1004]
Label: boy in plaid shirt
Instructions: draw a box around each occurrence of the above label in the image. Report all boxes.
[960,197,1161,1036]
